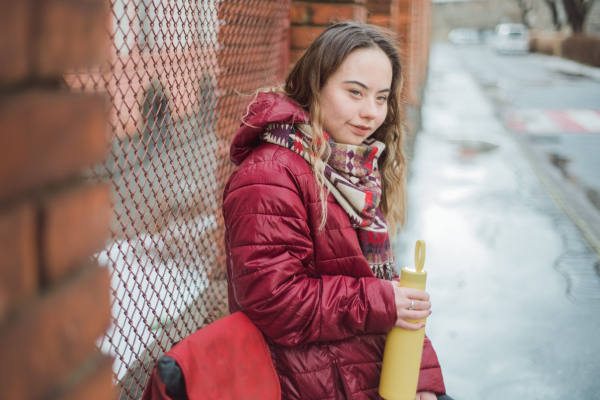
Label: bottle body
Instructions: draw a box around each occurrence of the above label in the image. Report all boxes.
[379,267,427,400]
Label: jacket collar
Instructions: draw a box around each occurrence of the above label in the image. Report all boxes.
[229,92,309,166]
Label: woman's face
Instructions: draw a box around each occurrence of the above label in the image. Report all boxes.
[320,47,393,146]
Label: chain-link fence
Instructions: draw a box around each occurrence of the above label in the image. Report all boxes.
[65,1,290,398]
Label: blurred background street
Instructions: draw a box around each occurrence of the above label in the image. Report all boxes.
[462,44,600,211]
[396,42,600,399]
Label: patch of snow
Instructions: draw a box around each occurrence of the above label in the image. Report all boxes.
[96,214,217,380]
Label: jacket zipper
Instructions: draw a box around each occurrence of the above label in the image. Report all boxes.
[333,358,351,400]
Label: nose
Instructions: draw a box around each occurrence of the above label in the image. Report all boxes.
[359,97,377,121]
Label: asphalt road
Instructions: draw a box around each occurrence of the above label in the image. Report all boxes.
[455,43,600,209]
[394,43,600,400]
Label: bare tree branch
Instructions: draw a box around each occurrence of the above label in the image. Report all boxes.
[562,0,597,32]
[515,0,534,28]
[543,0,563,30]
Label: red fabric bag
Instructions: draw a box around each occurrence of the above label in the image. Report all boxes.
[141,311,281,400]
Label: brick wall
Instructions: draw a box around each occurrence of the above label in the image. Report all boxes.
[0,1,114,399]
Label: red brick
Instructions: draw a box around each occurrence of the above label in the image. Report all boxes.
[368,13,392,28]
[0,1,32,86]
[0,91,108,202]
[42,183,112,285]
[368,1,394,14]
[0,204,38,319]
[57,354,115,400]
[290,2,309,24]
[309,4,357,25]
[36,0,109,76]
[0,264,111,400]
[290,26,326,49]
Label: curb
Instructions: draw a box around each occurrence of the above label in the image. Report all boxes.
[542,54,600,83]
[510,130,600,261]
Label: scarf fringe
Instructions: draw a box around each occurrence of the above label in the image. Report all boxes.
[370,260,397,281]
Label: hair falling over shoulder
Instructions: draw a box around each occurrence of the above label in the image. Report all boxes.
[243,21,408,236]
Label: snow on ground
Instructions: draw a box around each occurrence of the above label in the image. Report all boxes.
[96,214,217,380]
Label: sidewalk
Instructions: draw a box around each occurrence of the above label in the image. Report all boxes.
[394,43,600,399]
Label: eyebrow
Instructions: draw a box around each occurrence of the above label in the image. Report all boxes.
[343,80,391,93]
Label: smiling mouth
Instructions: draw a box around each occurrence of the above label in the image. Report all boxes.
[349,124,371,135]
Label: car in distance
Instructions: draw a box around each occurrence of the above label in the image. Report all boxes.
[494,23,530,54]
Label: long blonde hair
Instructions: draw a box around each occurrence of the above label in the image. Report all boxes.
[249,22,408,235]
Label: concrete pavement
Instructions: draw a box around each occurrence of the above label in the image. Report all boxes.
[452,45,600,259]
[394,43,600,399]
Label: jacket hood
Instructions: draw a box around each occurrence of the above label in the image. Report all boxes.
[230,92,309,166]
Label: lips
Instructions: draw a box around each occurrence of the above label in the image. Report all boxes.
[349,124,371,136]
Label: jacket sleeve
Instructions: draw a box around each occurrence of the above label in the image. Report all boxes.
[417,335,446,395]
[223,159,397,347]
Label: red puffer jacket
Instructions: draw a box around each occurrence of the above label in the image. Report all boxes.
[223,92,445,400]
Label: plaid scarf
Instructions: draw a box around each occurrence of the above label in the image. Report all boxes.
[262,123,396,280]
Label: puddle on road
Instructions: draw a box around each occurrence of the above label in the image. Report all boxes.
[443,136,600,306]
[555,248,600,305]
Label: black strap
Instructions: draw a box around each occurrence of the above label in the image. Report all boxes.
[156,356,189,400]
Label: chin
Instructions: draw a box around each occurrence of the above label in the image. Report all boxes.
[337,138,363,146]
[331,130,368,146]
[350,136,367,146]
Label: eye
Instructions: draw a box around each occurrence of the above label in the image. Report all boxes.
[349,89,361,96]
[377,95,388,102]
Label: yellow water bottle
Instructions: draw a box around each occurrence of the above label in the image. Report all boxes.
[379,240,428,400]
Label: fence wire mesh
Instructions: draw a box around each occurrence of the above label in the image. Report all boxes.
[65,1,290,398]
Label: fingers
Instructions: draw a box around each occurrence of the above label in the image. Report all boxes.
[398,309,430,320]
[401,287,430,301]
[391,287,430,304]
[391,286,432,328]
[395,318,425,330]
[402,299,431,311]
[392,288,431,310]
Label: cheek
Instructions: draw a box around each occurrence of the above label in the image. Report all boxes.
[331,93,356,123]
[375,105,388,129]
[323,92,352,130]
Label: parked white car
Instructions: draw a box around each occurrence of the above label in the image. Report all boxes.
[494,23,530,54]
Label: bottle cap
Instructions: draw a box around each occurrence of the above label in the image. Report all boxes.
[400,240,427,283]
[400,266,427,283]
[414,240,425,273]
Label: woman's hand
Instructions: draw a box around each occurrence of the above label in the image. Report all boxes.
[414,391,437,400]
[388,280,431,330]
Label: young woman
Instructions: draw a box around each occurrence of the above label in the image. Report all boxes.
[223,22,446,400]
